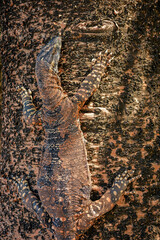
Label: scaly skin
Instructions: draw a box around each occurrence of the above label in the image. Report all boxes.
[16,36,141,240]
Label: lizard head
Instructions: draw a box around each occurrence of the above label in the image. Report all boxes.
[36,36,62,73]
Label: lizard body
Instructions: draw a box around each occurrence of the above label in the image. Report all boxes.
[17,36,140,240]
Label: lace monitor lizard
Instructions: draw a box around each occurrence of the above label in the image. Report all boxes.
[16,36,140,240]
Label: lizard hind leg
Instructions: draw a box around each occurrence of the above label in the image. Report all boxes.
[77,168,141,234]
[15,175,55,234]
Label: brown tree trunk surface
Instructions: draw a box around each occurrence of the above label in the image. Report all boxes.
[0,0,159,239]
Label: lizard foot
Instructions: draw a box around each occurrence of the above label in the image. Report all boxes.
[17,85,32,99]
[110,169,141,203]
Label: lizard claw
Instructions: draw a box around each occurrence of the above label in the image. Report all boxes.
[108,56,114,63]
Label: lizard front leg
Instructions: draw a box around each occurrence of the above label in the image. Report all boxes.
[77,169,141,233]
[72,49,113,109]
[17,86,42,126]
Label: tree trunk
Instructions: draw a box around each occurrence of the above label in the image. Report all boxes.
[1,0,159,239]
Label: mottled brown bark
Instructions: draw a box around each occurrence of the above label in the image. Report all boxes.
[0,0,159,239]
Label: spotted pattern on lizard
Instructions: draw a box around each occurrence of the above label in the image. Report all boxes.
[16,36,141,240]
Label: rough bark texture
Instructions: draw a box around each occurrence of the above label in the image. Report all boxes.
[0,0,159,239]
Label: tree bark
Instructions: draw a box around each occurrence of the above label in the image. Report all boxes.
[1,0,159,239]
